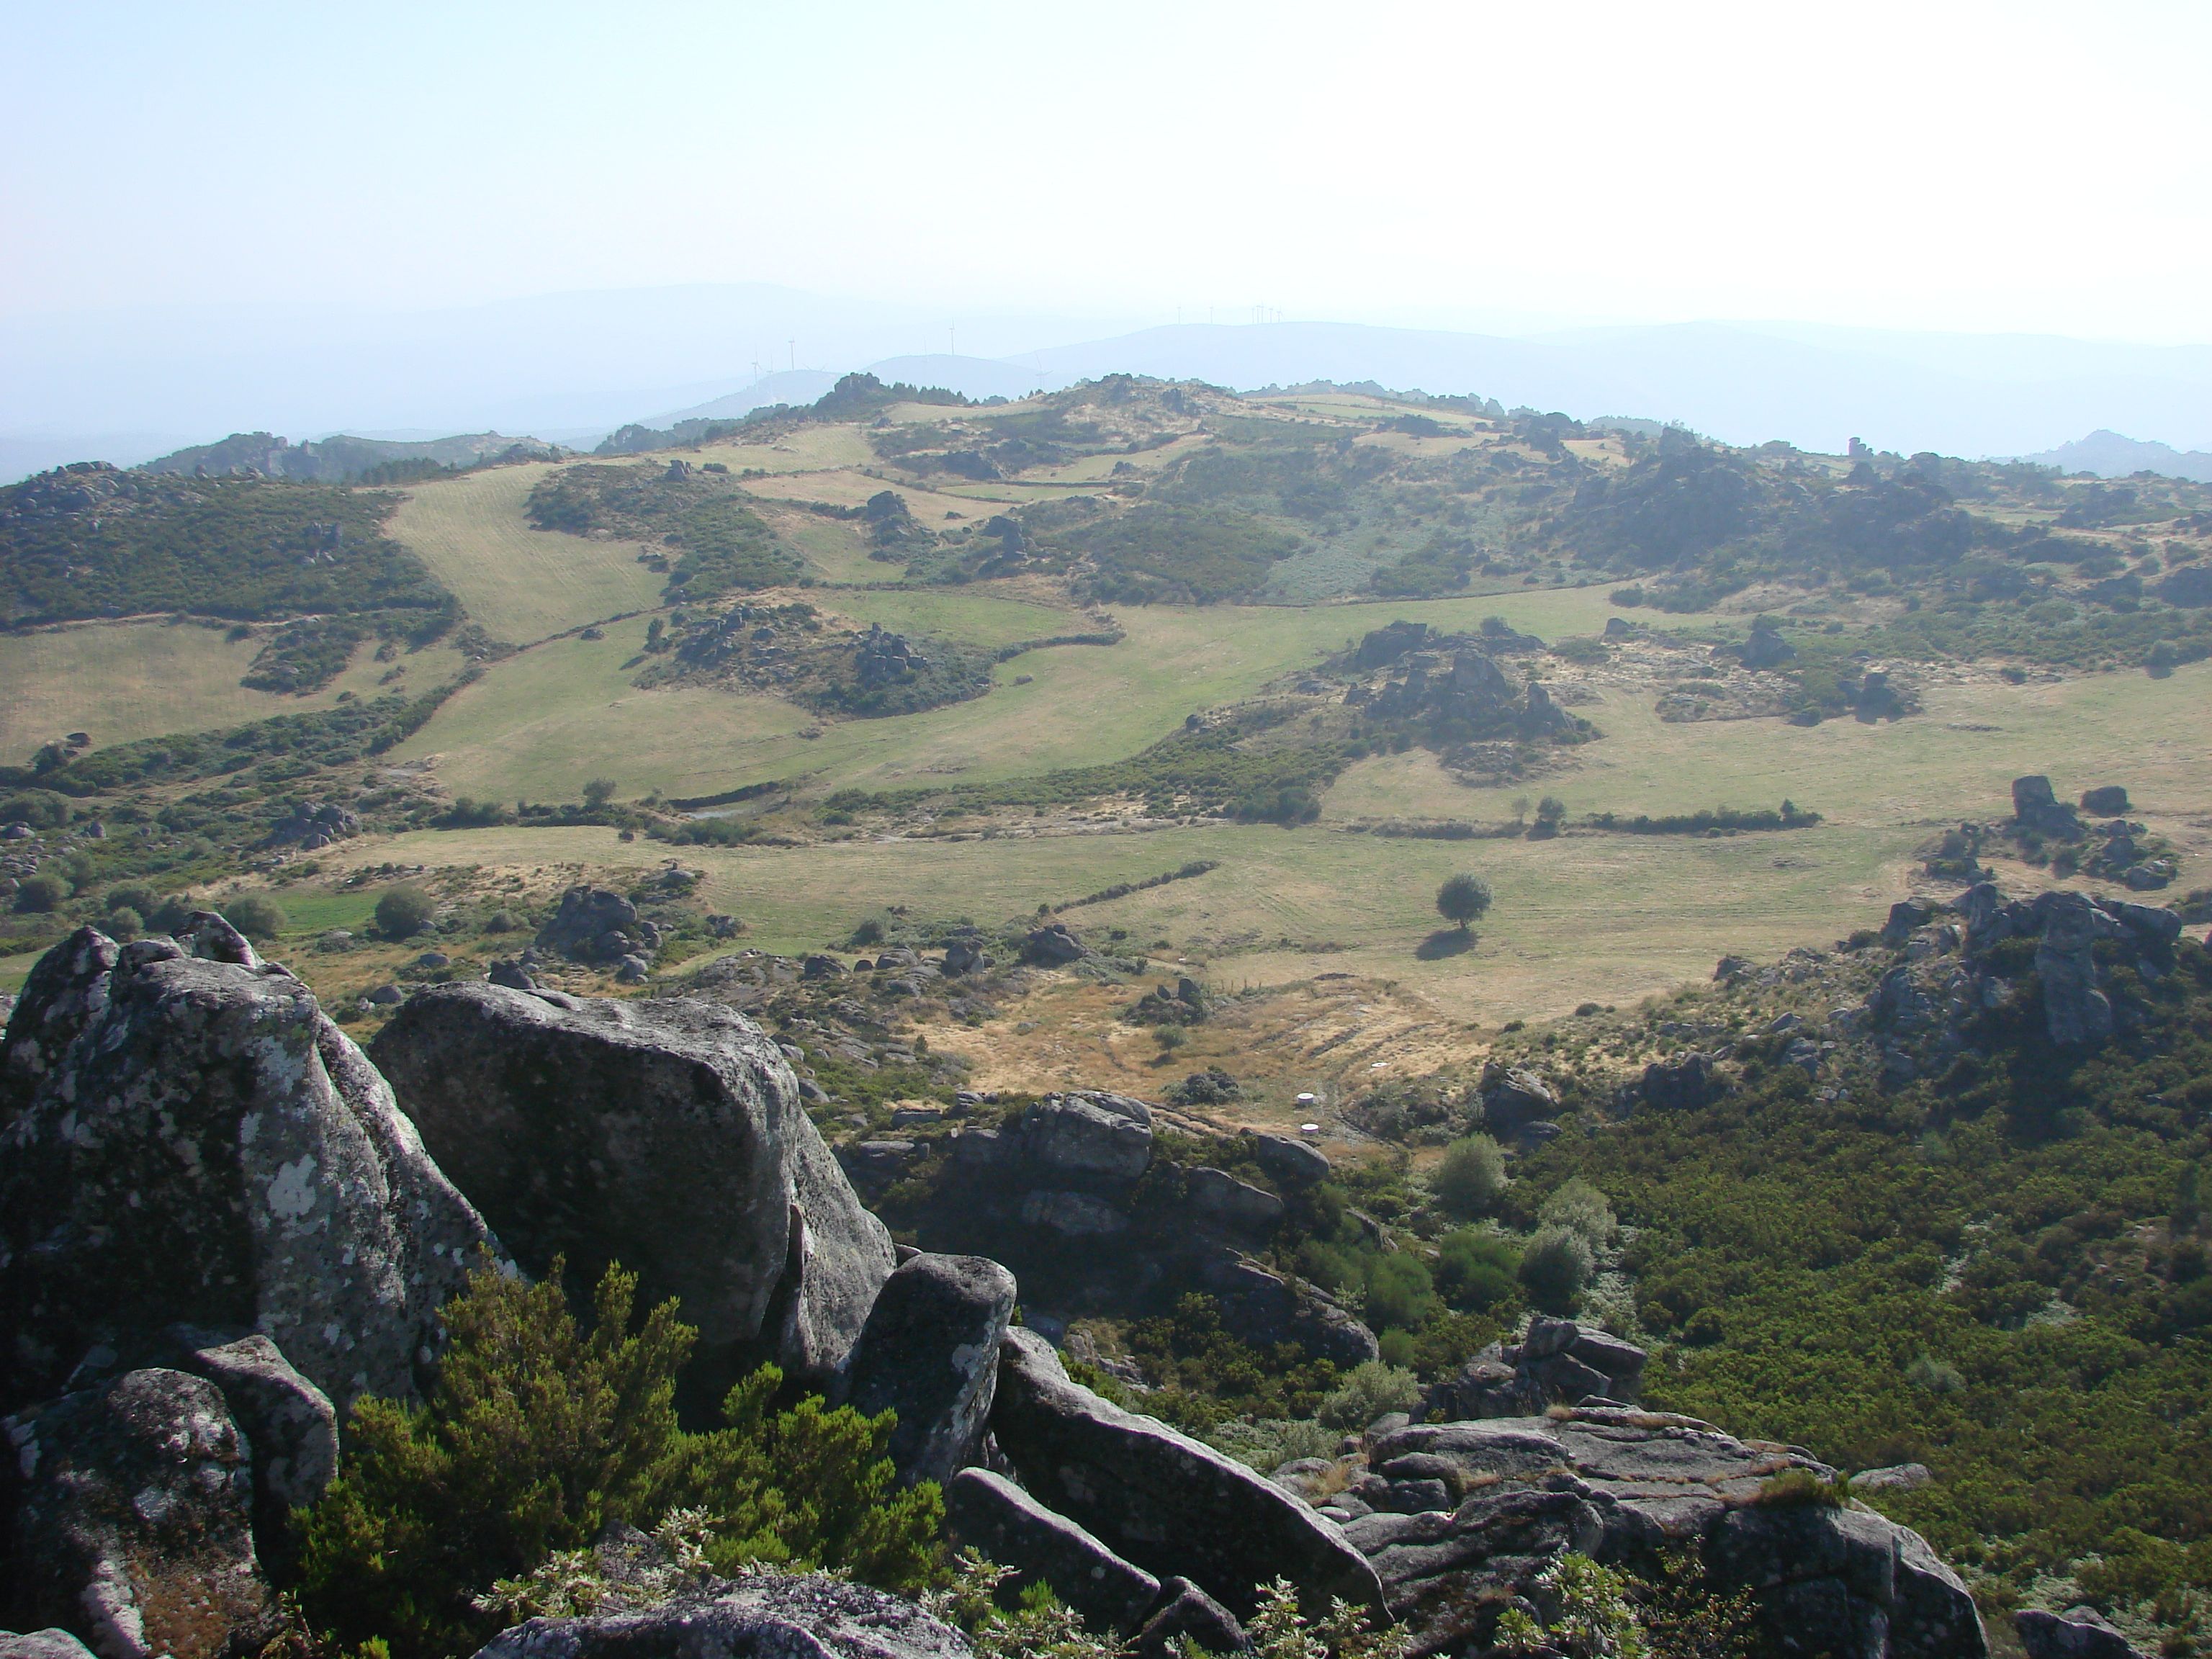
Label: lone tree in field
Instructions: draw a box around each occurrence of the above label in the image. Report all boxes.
[583,777,619,809]
[1436,873,1493,934]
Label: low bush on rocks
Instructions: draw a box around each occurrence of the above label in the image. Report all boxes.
[298,1259,943,1659]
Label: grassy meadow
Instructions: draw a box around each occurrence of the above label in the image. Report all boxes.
[0,619,468,766]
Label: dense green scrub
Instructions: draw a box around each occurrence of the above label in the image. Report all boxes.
[526,464,800,601]
[1519,943,2212,1624]
[0,466,451,629]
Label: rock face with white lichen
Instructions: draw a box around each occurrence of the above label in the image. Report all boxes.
[0,920,496,1418]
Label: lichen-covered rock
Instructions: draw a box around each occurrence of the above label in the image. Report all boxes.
[1251,1134,1329,1188]
[1,1369,276,1659]
[1186,1168,1284,1231]
[469,1571,972,1659]
[1011,1093,1153,1182]
[2015,1606,2144,1659]
[2036,891,2113,1046]
[989,1328,1386,1619]
[0,928,494,1415]
[369,984,893,1382]
[156,1327,337,1570]
[945,1468,1161,1632]
[0,1630,97,1659]
[840,1254,1015,1486]
[534,886,651,966]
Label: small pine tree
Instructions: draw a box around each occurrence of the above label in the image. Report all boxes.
[298,1259,942,1659]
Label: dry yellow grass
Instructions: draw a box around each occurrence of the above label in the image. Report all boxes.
[0,621,466,765]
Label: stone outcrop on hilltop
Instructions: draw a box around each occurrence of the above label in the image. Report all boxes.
[0,919,493,1417]
[369,983,895,1382]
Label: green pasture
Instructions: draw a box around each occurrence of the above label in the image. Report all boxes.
[399,585,1624,804]
[313,811,1923,1025]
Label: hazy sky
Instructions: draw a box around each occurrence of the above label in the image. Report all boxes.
[5,0,2208,341]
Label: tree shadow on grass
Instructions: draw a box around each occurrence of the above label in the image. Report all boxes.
[1416,928,1477,961]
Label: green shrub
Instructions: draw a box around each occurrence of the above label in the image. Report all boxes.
[374,884,437,938]
[222,893,287,940]
[1205,1417,1342,1471]
[104,905,144,940]
[1436,873,1493,932]
[1431,1134,1509,1218]
[0,790,71,829]
[297,1259,942,1659]
[583,777,619,809]
[1434,1229,1521,1311]
[1519,1225,1593,1313]
[1539,1179,1617,1253]
[1363,1252,1441,1332]
[12,872,69,912]
[106,883,159,917]
[1316,1359,1423,1431]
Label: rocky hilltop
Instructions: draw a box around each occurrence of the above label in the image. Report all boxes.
[0,923,1996,1659]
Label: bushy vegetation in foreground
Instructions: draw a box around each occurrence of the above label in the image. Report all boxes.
[297,1259,942,1659]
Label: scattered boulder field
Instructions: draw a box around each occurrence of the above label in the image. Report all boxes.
[0,912,2074,1659]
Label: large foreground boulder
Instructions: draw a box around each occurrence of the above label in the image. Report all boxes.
[840,1254,1016,1486]
[370,984,894,1381]
[2,1369,276,1659]
[989,1329,1386,1619]
[0,927,494,1415]
[471,1572,972,1659]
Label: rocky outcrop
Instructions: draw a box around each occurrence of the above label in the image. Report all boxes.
[2,1369,277,1659]
[1477,1061,1556,1133]
[1421,1319,1645,1419]
[2011,775,2082,840]
[150,1327,336,1572]
[534,886,660,966]
[2036,891,2114,1046]
[989,1329,1387,1619]
[0,927,493,1415]
[1203,1258,1379,1366]
[369,985,894,1382]
[945,1469,1162,1632]
[1021,923,1089,966]
[1637,1051,1723,1111]
[840,1254,1016,1486]
[2015,1606,2145,1659]
[263,801,359,851]
[1011,1092,1154,1182]
[0,1632,96,1659]
[470,1572,973,1659]
[1252,1133,1329,1187]
[1331,1408,1983,1658]
[1187,1167,1285,1231]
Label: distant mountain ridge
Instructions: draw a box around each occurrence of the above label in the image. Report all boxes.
[2020,428,2212,483]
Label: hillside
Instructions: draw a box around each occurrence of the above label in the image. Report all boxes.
[4,370,2212,1650]
[143,429,561,484]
